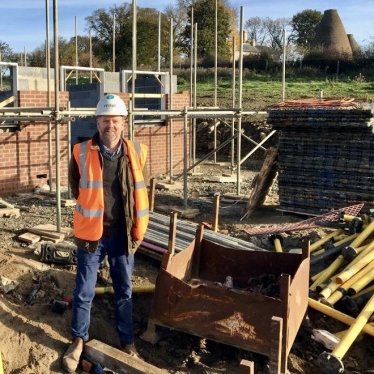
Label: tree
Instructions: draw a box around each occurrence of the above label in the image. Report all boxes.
[245,17,267,46]
[180,0,234,60]
[164,3,189,64]
[244,17,291,50]
[290,9,322,48]
[85,4,170,70]
[27,37,96,68]
[263,17,291,50]
[27,45,46,67]
[0,41,16,62]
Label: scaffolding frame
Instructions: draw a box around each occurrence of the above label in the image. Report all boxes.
[0,1,278,231]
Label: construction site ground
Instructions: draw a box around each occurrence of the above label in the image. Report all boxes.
[1,160,374,374]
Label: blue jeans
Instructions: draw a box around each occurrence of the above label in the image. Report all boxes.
[71,232,135,344]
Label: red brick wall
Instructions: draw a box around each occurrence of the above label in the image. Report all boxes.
[0,90,190,196]
[0,91,69,197]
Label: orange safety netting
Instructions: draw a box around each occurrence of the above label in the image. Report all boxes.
[271,97,356,108]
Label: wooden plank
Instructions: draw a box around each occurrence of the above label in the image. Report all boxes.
[0,198,14,209]
[32,224,74,237]
[156,205,200,219]
[206,175,242,183]
[167,212,178,255]
[84,339,168,374]
[0,208,20,218]
[242,147,278,219]
[269,316,282,374]
[0,95,16,108]
[61,199,76,207]
[148,178,156,213]
[212,195,220,232]
[27,228,65,240]
[238,359,255,374]
[17,232,41,244]
[155,181,182,191]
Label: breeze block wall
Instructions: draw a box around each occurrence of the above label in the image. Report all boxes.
[0,91,69,197]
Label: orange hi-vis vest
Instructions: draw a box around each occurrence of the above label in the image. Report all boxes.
[72,139,149,242]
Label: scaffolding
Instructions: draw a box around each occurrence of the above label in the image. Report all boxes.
[0,1,276,232]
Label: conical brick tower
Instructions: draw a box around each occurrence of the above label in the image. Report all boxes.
[347,34,361,55]
[312,9,352,55]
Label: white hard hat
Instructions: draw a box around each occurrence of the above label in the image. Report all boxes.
[95,94,128,116]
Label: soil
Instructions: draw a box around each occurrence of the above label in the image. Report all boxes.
[0,160,373,374]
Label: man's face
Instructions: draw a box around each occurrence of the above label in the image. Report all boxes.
[97,115,125,145]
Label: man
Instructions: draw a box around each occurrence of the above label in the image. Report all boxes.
[62,94,149,373]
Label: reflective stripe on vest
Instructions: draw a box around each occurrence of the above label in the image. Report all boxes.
[78,142,103,189]
[124,139,149,241]
[72,139,149,242]
[73,140,104,241]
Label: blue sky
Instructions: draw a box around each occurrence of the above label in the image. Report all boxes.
[0,0,373,53]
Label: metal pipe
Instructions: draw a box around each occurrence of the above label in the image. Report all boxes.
[75,16,78,84]
[336,241,374,284]
[67,101,72,198]
[53,0,61,232]
[122,69,169,75]
[236,7,244,195]
[173,133,238,179]
[213,0,218,163]
[89,30,92,83]
[231,36,236,170]
[0,52,2,89]
[214,0,217,107]
[282,29,286,102]
[308,297,374,337]
[317,294,374,373]
[95,285,155,294]
[190,8,194,106]
[60,65,105,72]
[113,13,116,72]
[0,107,268,118]
[45,0,53,194]
[157,12,161,72]
[310,255,346,293]
[327,260,374,305]
[310,235,357,266]
[147,220,195,242]
[240,130,276,165]
[348,262,374,295]
[131,0,137,141]
[168,17,174,181]
[149,212,262,251]
[193,22,197,158]
[183,106,188,209]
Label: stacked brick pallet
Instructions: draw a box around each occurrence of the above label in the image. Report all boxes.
[268,108,374,215]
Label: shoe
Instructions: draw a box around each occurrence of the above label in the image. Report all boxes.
[62,337,84,373]
[119,342,141,359]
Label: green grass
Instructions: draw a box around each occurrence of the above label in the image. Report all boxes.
[176,70,374,109]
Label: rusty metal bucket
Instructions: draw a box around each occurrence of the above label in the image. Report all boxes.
[142,226,310,373]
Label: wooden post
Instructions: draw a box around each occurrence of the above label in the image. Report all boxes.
[269,316,283,374]
[148,177,156,212]
[238,359,255,374]
[212,194,220,232]
[167,212,178,255]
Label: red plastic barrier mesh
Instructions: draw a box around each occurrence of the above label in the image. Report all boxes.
[242,203,364,236]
